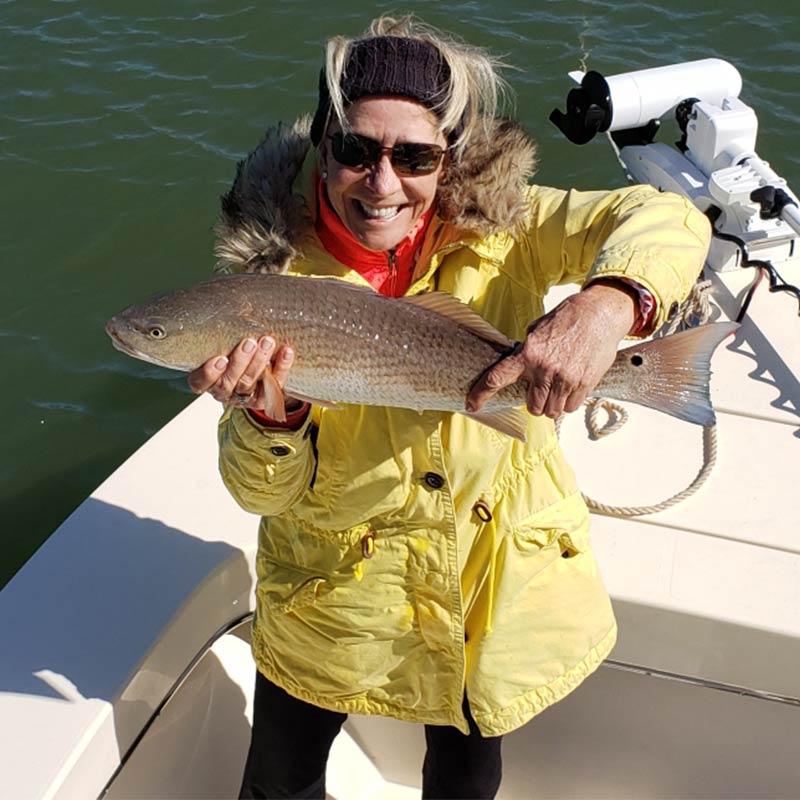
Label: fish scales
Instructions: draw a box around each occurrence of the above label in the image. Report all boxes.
[215,275,519,411]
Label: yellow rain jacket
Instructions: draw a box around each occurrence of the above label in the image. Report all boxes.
[214,117,710,735]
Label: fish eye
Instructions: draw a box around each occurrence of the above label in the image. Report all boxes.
[630,354,644,367]
[148,324,166,339]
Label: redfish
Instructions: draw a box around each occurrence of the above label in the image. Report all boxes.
[106,274,736,441]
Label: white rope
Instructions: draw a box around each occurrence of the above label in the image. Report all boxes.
[584,397,628,440]
[580,423,718,517]
[662,279,714,335]
[560,280,718,517]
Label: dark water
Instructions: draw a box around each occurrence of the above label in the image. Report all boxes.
[2,1,799,585]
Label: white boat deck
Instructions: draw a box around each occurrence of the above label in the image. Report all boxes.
[0,263,797,799]
[556,264,800,707]
[0,397,259,800]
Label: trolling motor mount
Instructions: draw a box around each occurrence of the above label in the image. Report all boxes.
[550,58,800,274]
[550,59,741,146]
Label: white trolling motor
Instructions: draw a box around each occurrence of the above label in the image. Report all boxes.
[550,58,800,280]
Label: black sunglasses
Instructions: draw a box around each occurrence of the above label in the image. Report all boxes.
[328,132,446,176]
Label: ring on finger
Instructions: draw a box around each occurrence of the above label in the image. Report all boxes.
[233,391,254,404]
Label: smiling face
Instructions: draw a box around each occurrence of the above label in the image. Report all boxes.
[321,96,448,252]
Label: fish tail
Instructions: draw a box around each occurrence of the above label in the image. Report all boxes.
[596,321,739,426]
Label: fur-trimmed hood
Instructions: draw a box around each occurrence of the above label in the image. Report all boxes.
[214,115,538,274]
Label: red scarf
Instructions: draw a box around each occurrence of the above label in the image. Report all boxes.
[315,178,433,298]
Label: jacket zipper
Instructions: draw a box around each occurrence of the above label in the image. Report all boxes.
[387,249,398,296]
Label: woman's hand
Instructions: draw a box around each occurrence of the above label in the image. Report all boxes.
[466,282,637,419]
[187,336,297,421]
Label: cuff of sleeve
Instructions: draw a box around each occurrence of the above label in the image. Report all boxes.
[231,407,314,457]
[584,276,657,336]
[247,403,311,431]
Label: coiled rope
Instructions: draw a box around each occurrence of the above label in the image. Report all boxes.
[559,280,718,518]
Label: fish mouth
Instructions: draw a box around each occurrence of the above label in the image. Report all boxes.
[105,319,137,356]
[105,319,173,369]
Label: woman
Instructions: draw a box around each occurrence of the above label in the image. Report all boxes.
[189,16,710,799]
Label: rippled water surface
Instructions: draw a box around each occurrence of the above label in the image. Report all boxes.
[2,1,799,584]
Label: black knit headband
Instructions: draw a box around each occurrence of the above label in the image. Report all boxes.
[310,36,455,145]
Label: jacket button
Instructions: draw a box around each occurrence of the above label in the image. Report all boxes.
[423,472,445,490]
[269,444,292,457]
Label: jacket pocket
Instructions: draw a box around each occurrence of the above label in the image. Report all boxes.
[257,556,329,614]
[267,577,327,613]
[511,498,591,560]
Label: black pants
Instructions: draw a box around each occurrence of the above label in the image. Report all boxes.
[239,671,503,799]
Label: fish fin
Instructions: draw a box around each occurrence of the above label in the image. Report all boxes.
[596,321,738,426]
[261,373,287,422]
[403,293,513,349]
[285,390,342,411]
[460,407,528,442]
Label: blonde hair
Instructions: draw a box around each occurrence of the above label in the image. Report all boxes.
[321,15,510,160]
